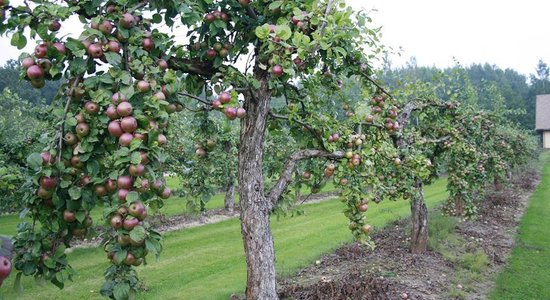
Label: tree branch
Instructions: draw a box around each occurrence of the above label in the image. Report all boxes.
[177,91,211,106]
[268,149,344,206]
[167,57,217,77]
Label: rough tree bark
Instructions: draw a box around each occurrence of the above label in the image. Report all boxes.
[410,179,428,254]
[238,69,278,300]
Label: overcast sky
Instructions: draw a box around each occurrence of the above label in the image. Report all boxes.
[0,0,548,77]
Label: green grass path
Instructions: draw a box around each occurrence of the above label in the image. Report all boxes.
[490,151,550,300]
[0,179,448,299]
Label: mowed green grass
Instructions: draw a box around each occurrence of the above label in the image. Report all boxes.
[490,151,550,300]
[0,179,448,299]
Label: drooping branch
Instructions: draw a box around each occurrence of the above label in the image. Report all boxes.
[268,149,344,206]
[268,111,328,151]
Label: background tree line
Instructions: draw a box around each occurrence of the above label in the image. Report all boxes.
[380,59,550,130]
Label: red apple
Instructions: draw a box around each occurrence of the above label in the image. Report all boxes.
[116,101,133,117]
[41,152,52,165]
[119,133,134,147]
[49,20,61,32]
[117,175,133,189]
[98,20,114,35]
[107,40,121,52]
[160,187,171,199]
[63,210,76,222]
[34,43,48,58]
[0,256,12,280]
[119,13,135,29]
[136,81,150,92]
[129,164,145,177]
[110,214,123,229]
[206,48,217,59]
[105,179,117,193]
[52,42,66,55]
[123,217,139,230]
[142,38,154,51]
[21,57,36,69]
[111,92,127,104]
[87,43,104,58]
[108,120,123,137]
[40,176,57,190]
[219,91,231,104]
[120,116,138,133]
[272,64,283,77]
[117,188,129,202]
[224,107,237,120]
[27,65,44,79]
[236,107,246,118]
[105,105,119,119]
[157,134,167,145]
[84,101,100,114]
[158,59,168,70]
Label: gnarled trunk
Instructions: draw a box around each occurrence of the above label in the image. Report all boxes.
[410,179,428,254]
[238,72,278,299]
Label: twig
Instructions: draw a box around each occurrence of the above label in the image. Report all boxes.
[57,77,82,161]
[178,91,211,106]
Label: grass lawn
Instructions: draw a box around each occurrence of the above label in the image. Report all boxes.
[0,179,447,299]
[489,151,550,299]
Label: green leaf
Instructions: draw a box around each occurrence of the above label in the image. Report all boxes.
[26,153,43,170]
[86,160,100,177]
[10,32,27,50]
[275,25,292,41]
[129,225,146,242]
[113,282,130,300]
[114,249,127,264]
[130,152,142,164]
[105,52,122,66]
[68,186,82,200]
[126,191,139,202]
[255,25,270,40]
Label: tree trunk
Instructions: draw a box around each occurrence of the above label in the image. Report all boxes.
[454,195,465,216]
[238,71,278,299]
[494,176,502,191]
[410,179,429,254]
[224,180,235,212]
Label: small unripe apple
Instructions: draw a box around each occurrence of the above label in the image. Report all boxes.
[75,122,90,137]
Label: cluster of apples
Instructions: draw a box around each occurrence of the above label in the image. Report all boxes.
[211,91,246,120]
[21,37,67,88]
[107,201,149,266]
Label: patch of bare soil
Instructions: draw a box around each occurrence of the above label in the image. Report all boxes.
[277,170,540,300]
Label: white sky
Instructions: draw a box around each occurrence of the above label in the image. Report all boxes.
[0,0,548,77]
